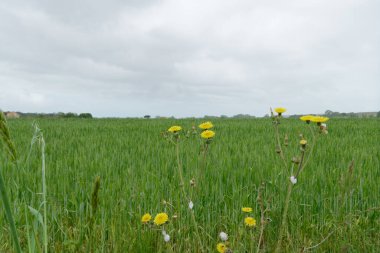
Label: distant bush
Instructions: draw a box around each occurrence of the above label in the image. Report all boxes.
[79,113,93,119]
[64,112,78,118]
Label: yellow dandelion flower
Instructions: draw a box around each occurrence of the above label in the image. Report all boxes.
[242,207,253,213]
[300,115,315,123]
[216,243,226,253]
[244,217,257,227]
[201,130,215,139]
[199,121,213,130]
[154,212,169,225]
[310,116,329,124]
[168,126,182,133]
[274,107,286,115]
[141,213,152,223]
[300,139,307,145]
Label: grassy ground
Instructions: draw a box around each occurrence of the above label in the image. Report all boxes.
[1,117,379,252]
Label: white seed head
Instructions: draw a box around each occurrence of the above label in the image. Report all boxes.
[189,200,194,210]
[164,233,170,242]
[219,231,228,241]
[290,176,297,185]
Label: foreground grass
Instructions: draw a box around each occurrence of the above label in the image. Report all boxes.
[1,117,379,252]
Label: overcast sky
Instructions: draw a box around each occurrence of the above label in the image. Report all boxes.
[0,0,379,117]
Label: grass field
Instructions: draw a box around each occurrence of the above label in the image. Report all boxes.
[1,117,379,252]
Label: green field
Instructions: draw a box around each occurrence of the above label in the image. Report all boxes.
[1,117,379,252]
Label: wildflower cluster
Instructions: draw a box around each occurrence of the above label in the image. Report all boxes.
[141,122,218,250]
[215,231,230,253]
[272,107,331,252]
[199,121,215,143]
[300,115,329,134]
[141,212,169,226]
[242,207,257,228]
[141,212,171,242]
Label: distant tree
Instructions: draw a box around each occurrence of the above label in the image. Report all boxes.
[377,111,380,117]
[348,112,356,118]
[79,113,93,118]
[64,112,77,118]
[57,112,65,118]
[232,114,254,119]
[144,115,151,119]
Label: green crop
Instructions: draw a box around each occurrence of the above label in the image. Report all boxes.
[0,117,379,252]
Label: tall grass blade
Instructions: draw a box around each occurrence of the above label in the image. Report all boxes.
[0,167,22,253]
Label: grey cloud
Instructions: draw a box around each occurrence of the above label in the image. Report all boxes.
[0,0,379,117]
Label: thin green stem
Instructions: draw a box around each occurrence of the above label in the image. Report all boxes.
[256,184,267,253]
[274,181,293,253]
[276,147,306,252]
[0,167,22,253]
[274,121,288,170]
[295,148,306,179]
[175,141,187,201]
[301,126,319,171]
[41,136,48,253]
[175,139,204,252]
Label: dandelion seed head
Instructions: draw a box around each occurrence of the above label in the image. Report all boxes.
[189,201,194,210]
[219,231,228,241]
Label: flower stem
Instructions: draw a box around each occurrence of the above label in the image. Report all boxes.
[175,140,204,252]
[302,126,319,170]
[256,183,267,253]
[275,181,293,253]
[276,146,306,252]
[274,121,288,170]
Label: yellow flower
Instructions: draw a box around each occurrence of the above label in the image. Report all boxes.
[242,207,252,213]
[310,116,329,123]
[244,217,257,227]
[168,126,182,133]
[154,212,169,225]
[300,139,307,145]
[216,243,227,253]
[141,213,152,223]
[300,115,315,123]
[199,121,213,130]
[274,107,286,115]
[201,130,215,139]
